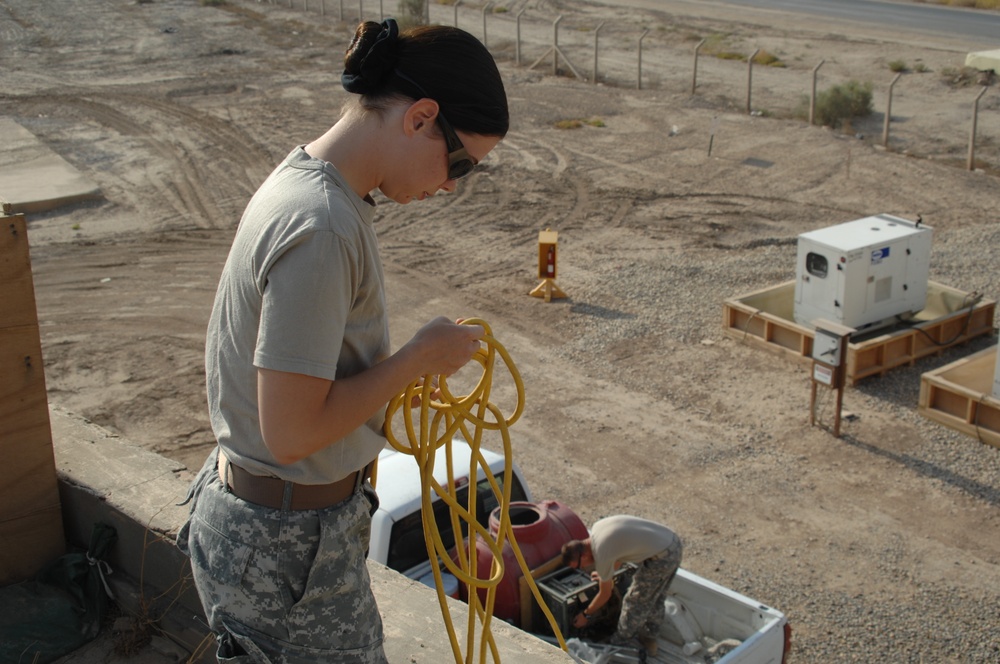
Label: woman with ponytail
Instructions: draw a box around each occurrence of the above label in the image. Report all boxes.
[177,19,508,663]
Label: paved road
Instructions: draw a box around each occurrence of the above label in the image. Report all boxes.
[716,0,1000,42]
[598,0,1000,48]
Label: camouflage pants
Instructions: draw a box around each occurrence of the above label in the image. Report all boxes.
[177,451,387,664]
[612,535,683,643]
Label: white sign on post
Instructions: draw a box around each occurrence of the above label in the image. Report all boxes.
[813,363,834,386]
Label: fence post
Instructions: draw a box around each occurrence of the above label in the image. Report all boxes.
[746,48,759,114]
[358,0,362,22]
[968,86,988,171]
[882,72,902,148]
[516,9,525,66]
[454,0,460,28]
[692,38,706,95]
[320,0,325,16]
[553,15,562,76]
[339,0,343,21]
[810,60,824,125]
[379,0,383,20]
[482,3,492,47]
[593,22,604,85]
[637,29,649,90]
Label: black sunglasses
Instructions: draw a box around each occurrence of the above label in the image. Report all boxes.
[435,112,476,180]
[394,71,476,180]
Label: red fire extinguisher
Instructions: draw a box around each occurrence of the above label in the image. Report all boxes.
[546,246,555,278]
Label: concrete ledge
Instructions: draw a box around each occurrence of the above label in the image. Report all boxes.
[0,119,103,214]
[49,405,571,663]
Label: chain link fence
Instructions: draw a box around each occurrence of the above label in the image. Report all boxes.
[256,0,998,171]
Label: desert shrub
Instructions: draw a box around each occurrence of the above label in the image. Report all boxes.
[797,80,873,128]
[704,38,785,66]
[753,50,786,67]
[914,62,930,73]
[940,66,988,88]
[200,0,226,6]
[700,33,733,56]
[554,118,605,129]
[888,59,907,72]
[555,120,583,130]
[397,0,426,27]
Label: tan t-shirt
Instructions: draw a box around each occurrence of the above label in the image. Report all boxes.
[590,515,680,581]
[205,146,389,484]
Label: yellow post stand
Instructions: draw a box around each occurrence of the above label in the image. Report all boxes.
[529,228,566,302]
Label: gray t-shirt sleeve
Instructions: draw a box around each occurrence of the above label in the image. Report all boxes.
[255,230,355,381]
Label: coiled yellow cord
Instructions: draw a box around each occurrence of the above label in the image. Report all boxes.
[378,318,568,663]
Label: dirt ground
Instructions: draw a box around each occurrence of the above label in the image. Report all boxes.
[4,0,1000,661]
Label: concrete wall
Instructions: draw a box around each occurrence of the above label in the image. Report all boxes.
[49,405,572,664]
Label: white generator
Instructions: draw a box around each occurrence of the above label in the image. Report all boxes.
[793,214,932,333]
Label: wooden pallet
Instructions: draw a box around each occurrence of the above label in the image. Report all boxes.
[918,346,1000,449]
[722,280,996,385]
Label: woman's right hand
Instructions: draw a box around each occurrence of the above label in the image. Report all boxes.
[404,316,484,378]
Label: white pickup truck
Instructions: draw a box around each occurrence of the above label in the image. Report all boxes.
[368,442,791,664]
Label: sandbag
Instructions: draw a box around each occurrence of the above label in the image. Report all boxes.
[0,523,117,664]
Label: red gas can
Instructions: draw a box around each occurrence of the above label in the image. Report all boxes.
[458,500,589,625]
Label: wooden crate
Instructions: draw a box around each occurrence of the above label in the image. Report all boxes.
[722,280,996,385]
[918,345,1000,449]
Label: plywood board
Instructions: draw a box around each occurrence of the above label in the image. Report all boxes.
[0,213,65,583]
[919,346,1000,449]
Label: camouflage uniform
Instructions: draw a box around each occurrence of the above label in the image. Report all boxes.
[611,535,683,645]
[177,451,387,664]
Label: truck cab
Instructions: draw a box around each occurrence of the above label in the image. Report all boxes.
[368,440,533,581]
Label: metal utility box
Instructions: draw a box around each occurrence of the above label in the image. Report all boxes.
[533,564,635,637]
[794,214,932,333]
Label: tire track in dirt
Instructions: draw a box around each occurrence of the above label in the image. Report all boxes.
[32,230,232,472]
[70,94,224,228]
[0,2,28,46]
[2,91,272,229]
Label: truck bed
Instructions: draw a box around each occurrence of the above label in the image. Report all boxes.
[537,568,788,664]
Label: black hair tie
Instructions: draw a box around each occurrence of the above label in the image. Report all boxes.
[342,18,400,94]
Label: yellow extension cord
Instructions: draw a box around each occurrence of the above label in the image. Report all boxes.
[375,318,569,664]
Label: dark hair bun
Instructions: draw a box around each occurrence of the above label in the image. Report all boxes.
[342,19,400,95]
